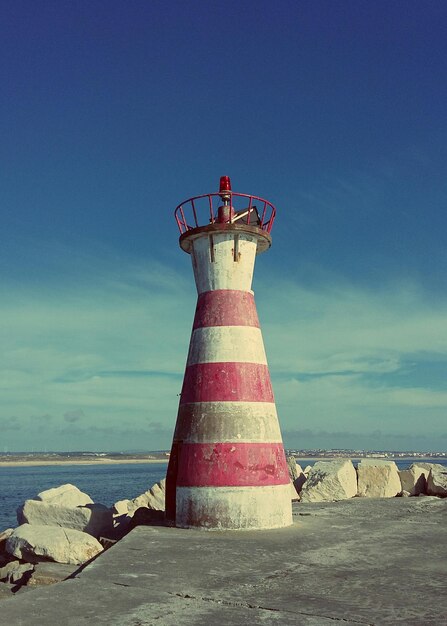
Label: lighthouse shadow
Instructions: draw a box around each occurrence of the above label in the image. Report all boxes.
[128,507,167,529]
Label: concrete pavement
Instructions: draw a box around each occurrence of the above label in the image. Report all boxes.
[1,497,446,625]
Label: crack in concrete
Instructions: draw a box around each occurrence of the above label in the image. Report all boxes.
[169,592,375,625]
[263,563,302,581]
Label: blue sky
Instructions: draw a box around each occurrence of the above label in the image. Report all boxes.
[1,1,446,452]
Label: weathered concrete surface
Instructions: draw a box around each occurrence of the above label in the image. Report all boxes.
[1,498,446,625]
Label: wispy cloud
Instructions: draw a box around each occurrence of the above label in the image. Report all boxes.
[256,277,447,449]
[1,248,446,451]
[64,409,85,423]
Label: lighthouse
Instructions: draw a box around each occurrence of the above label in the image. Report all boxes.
[166,176,292,530]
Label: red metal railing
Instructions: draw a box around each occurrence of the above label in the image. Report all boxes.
[174,191,276,235]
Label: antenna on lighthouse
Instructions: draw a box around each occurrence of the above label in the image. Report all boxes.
[167,177,291,530]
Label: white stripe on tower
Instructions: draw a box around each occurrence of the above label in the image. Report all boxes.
[187,326,267,366]
[176,485,293,530]
[192,233,257,293]
[174,402,282,444]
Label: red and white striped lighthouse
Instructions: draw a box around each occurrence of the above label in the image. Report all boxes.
[166,176,292,530]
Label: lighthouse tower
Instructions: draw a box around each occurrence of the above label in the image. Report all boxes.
[166,176,292,530]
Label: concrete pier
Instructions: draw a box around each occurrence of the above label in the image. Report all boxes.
[1,497,446,625]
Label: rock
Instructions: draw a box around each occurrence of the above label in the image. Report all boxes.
[26,562,79,587]
[0,529,13,555]
[130,508,166,527]
[0,555,10,568]
[111,513,132,536]
[300,459,357,502]
[0,581,15,600]
[286,457,305,498]
[400,463,446,497]
[111,479,167,536]
[35,484,93,507]
[294,468,307,494]
[114,479,166,520]
[357,460,401,498]
[303,465,312,475]
[17,501,113,538]
[409,462,445,472]
[98,537,117,551]
[286,456,299,482]
[399,465,428,496]
[112,499,132,516]
[130,479,166,513]
[290,483,300,501]
[6,524,103,565]
[0,560,34,584]
[427,467,447,497]
[401,490,411,497]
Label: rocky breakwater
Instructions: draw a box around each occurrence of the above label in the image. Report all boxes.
[0,479,166,600]
[1,461,445,601]
[286,456,447,502]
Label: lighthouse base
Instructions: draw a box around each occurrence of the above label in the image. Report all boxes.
[175,484,293,530]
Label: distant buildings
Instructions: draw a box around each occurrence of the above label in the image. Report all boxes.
[285,449,446,459]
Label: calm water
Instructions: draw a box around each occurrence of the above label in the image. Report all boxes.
[0,458,445,530]
[0,462,168,530]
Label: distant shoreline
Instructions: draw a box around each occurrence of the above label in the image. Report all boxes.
[0,458,169,468]
[0,455,444,468]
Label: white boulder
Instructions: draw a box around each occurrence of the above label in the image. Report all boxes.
[300,459,357,502]
[112,499,132,516]
[0,528,13,553]
[293,465,307,495]
[17,500,112,538]
[6,524,103,565]
[114,479,166,518]
[399,464,431,496]
[286,457,305,498]
[0,560,34,584]
[286,456,299,482]
[130,478,166,513]
[357,460,401,498]
[289,483,300,501]
[427,467,447,497]
[35,484,93,507]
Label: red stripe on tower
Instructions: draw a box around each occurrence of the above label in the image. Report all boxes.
[193,290,260,329]
[180,362,274,404]
[176,442,290,487]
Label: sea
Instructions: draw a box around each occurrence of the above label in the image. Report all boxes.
[0,458,446,531]
[0,462,168,530]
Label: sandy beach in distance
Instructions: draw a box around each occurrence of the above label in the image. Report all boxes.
[0,456,351,468]
[0,458,169,468]
[1,455,443,468]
